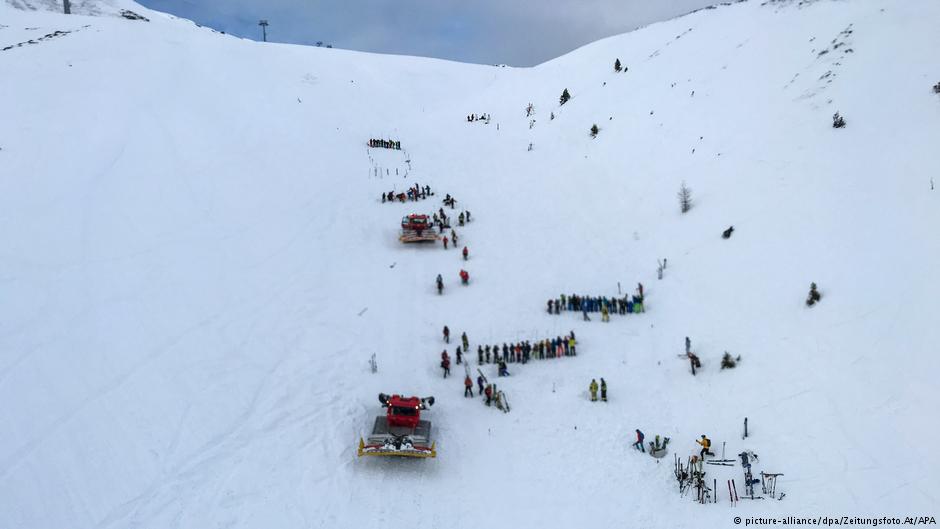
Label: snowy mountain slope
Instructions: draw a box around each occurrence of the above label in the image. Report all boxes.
[1,0,939,528]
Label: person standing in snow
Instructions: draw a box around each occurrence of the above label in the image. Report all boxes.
[437,274,444,295]
[633,429,645,452]
[589,379,599,402]
[600,378,607,402]
[464,375,473,397]
[477,375,485,395]
[601,304,610,322]
[442,236,449,249]
[443,325,450,343]
[498,360,509,377]
[462,246,469,261]
[455,346,462,365]
[697,435,714,458]
[459,269,469,285]
[568,334,576,355]
[441,353,450,378]
[461,332,469,351]
[484,384,493,406]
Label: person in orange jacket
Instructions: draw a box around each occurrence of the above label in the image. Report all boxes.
[697,434,714,458]
[464,375,473,397]
[462,246,469,260]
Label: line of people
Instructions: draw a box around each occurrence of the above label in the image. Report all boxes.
[474,332,577,367]
[368,138,401,150]
[547,284,646,321]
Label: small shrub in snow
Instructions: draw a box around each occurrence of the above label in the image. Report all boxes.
[614,58,622,72]
[832,112,846,128]
[590,124,599,138]
[677,181,693,213]
[806,282,822,306]
[721,352,741,370]
[560,88,571,105]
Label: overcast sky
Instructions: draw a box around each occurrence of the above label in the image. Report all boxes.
[137,0,718,66]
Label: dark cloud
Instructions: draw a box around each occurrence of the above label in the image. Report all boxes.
[137,0,717,66]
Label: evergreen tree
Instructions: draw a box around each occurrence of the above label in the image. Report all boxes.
[832,112,846,128]
[614,58,622,72]
[678,181,692,213]
[560,88,571,105]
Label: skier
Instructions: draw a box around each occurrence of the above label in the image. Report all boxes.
[568,334,577,355]
[633,429,645,452]
[451,229,458,244]
[589,379,599,402]
[582,306,590,321]
[600,378,607,402]
[464,375,473,397]
[697,434,714,458]
[601,304,610,322]
[465,210,471,222]
[484,384,493,406]
[443,236,449,249]
[437,274,444,295]
[443,325,450,343]
[459,269,469,285]
[461,332,469,351]
[458,212,465,226]
[456,346,462,365]
[462,246,469,261]
[477,375,485,395]
[722,226,734,239]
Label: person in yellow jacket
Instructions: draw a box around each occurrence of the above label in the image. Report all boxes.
[589,379,599,401]
[696,434,714,458]
[601,305,610,322]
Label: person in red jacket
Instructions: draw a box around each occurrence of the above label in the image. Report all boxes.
[442,236,449,249]
[462,246,469,261]
[459,269,469,284]
[440,351,450,378]
[464,375,473,397]
[484,384,493,406]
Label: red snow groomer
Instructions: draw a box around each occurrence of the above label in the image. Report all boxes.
[358,393,436,458]
[399,214,439,243]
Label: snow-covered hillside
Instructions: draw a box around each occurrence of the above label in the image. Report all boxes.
[1,0,938,527]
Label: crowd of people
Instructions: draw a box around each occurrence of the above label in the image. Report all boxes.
[382,183,433,203]
[547,284,646,321]
[368,138,401,150]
